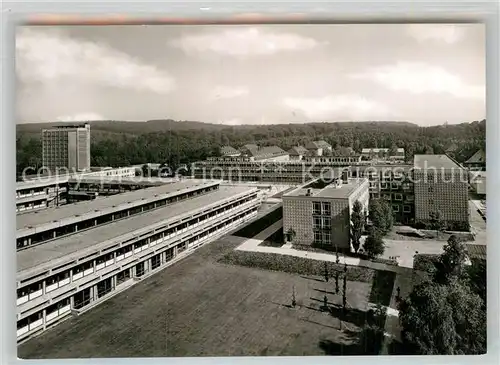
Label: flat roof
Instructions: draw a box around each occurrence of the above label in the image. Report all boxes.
[284,178,365,199]
[17,179,219,231]
[69,176,174,186]
[17,185,256,276]
[414,154,464,170]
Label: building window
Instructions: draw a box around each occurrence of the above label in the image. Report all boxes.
[394,193,403,201]
[392,205,400,212]
[322,202,331,215]
[403,205,411,213]
[313,202,321,215]
[428,186,434,193]
[314,231,322,244]
[313,217,321,229]
[323,232,332,244]
[322,217,332,230]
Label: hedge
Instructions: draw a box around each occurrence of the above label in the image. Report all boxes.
[218,250,375,283]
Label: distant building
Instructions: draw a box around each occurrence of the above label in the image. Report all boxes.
[220,146,241,157]
[464,149,486,171]
[42,123,91,173]
[305,140,332,156]
[288,146,309,161]
[241,145,289,162]
[239,144,259,155]
[361,148,405,161]
[283,175,369,251]
[469,171,486,196]
[413,154,469,230]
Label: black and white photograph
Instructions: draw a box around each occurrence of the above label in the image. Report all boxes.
[15,22,486,357]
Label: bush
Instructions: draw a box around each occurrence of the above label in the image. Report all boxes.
[219,250,375,283]
[364,233,385,259]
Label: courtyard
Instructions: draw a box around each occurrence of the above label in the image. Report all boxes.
[18,233,390,358]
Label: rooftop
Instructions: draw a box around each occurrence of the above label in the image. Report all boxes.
[17,179,219,231]
[465,244,486,260]
[414,154,464,170]
[361,148,405,154]
[284,178,366,199]
[288,146,309,156]
[17,185,256,276]
[69,176,174,186]
[465,149,486,164]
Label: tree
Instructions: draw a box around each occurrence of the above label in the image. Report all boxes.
[363,231,385,259]
[369,199,383,231]
[285,227,296,244]
[380,201,394,234]
[434,235,467,284]
[398,280,486,355]
[429,211,446,238]
[467,259,486,305]
[350,200,365,253]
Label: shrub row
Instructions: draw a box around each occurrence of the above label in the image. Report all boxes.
[218,250,375,283]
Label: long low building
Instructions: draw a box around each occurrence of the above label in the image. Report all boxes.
[16,181,261,342]
[16,179,220,249]
[16,167,138,213]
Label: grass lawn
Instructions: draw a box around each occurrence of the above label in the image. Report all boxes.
[19,234,383,358]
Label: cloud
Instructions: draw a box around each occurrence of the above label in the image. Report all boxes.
[56,113,105,122]
[169,27,327,57]
[16,27,176,93]
[406,24,465,44]
[209,85,249,100]
[283,94,392,120]
[350,62,484,100]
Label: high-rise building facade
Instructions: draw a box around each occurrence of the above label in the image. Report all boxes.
[413,154,469,230]
[42,124,91,172]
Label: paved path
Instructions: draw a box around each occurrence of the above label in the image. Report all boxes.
[233,220,404,353]
[234,223,400,273]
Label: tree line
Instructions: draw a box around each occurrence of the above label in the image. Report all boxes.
[16,119,485,177]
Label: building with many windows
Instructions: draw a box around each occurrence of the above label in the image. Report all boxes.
[282,175,369,251]
[16,167,141,214]
[413,154,469,230]
[16,180,261,342]
[42,124,91,173]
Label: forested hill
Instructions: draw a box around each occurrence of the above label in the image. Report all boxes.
[16,119,486,175]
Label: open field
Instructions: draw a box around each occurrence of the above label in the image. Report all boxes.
[19,234,383,358]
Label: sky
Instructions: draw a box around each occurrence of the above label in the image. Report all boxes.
[15,23,485,126]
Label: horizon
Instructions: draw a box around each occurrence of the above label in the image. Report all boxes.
[17,119,484,128]
[16,24,485,126]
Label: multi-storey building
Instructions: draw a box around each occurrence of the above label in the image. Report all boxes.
[283,175,369,251]
[16,180,261,342]
[42,124,91,173]
[413,154,469,230]
[349,164,415,224]
[193,156,364,184]
[16,167,139,213]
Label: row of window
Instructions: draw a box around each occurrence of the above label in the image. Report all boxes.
[313,202,332,216]
[17,207,258,338]
[392,205,412,213]
[17,195,258,302]
[16,184,221,248]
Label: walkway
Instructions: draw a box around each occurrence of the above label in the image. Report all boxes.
[232,221,403,354]
[234,223,402,274]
